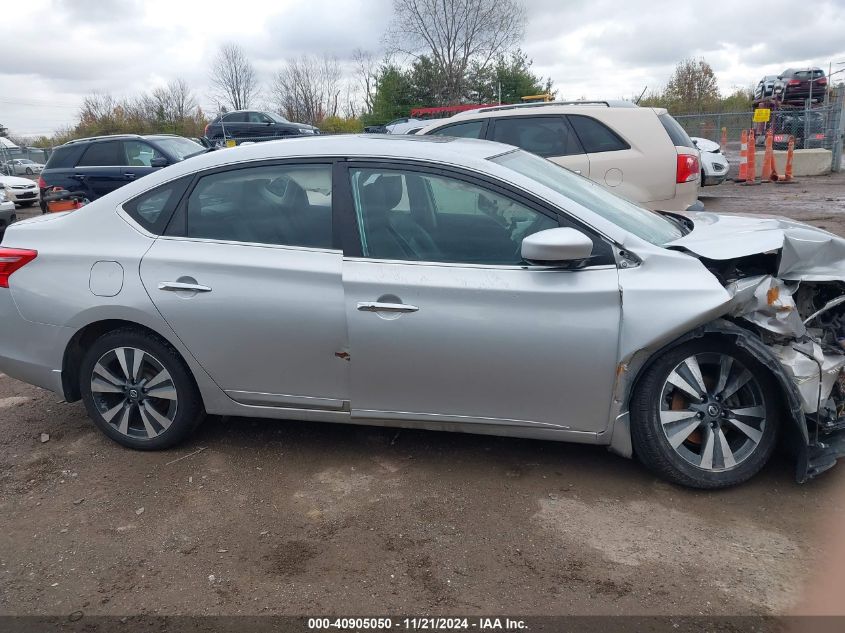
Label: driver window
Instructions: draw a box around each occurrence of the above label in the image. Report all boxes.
[122,141,163,167]
[349,168,558,265]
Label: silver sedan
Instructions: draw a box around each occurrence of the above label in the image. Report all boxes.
[2,135,845,489]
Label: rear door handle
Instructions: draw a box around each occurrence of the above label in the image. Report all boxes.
[124,172,136,179]
[158,281,212,293]
[357,301,418,313]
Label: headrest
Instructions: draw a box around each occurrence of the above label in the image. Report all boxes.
[361,174,403,211]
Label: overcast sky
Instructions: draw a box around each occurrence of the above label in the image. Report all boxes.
[1,0,844,137]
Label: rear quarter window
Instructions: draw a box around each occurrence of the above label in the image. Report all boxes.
[658,113,696,149]
[44,145,85,169]
[122,177,191,234]
[568,115,630,153]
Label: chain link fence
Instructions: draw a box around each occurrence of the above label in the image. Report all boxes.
[673,86,845,172]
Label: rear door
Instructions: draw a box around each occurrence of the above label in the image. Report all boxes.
[73,140,125,199]
[488,115,590,176]
[139,160,349,410]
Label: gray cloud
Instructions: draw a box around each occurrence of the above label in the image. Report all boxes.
[1,0,844,136]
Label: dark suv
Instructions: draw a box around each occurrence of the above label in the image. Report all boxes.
[204,110,319,145]
[780,68,827,103]
[39,134,206,211]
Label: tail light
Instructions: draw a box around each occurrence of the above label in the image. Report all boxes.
[818,78,827,85]
[676,154,700,184]
[0,248,38,288]
[204,124,210,136]
[37,175,46,189]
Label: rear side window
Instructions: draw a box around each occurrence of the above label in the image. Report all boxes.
[657,113,695,149]
[123,177,191,234]
[428,120,484,139]
[185,164,333,248]
[223,112,247,123]
[568,115,630,153]
[77,141,122,167]
[490,116,583,157]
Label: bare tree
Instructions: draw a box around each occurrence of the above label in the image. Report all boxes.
[352,48,379,114]
[209,43,258,111]
[151,78,199,126]
[271,55,342,125]
[385,0,526,103]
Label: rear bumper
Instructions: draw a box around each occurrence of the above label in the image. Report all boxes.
[0,290,71,396]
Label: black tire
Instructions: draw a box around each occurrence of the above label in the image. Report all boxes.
[631,338,780,489]
[80,328,204,450]
[25,168,33,175]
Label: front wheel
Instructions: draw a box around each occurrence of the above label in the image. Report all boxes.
[25,168,33,175]
[631,339,780,489]
[80,328,204,450]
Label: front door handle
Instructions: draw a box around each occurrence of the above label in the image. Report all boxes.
[357,301,419,313]
[158,281,212,293]
[124,172,136,179]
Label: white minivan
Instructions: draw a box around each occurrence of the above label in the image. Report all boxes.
[418,101,701,212]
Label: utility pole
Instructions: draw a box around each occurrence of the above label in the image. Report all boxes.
[498,80,502,105]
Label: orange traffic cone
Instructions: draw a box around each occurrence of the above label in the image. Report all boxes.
[744,130,758,185]
[777,135,795,184]
[720,127,727,153]
[761,127,775,181]
[738,129,748,182]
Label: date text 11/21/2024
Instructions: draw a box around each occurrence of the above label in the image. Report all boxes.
[307,617,528,630]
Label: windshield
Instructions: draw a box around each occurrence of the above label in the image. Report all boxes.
[490,150,683,246]
[151,137,206,160]
[268,112,289,123]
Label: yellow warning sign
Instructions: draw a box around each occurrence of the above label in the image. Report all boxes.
[225,139,237,148]
[753,108,771,123]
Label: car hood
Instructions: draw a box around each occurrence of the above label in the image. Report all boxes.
[691,137,720,153]
[668,212,845,281]
[0,175,37,186]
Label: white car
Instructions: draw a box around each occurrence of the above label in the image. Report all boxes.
[0,175,41,207]
[385,118,426,134]
[418,101,701,212]
[4,158,44,176]
[691,137,730,186]
[0,190,16,236]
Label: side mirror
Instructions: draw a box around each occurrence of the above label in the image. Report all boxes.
[150,157,169,168]
[521,227,593,264]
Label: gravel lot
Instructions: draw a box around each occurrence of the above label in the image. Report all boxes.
[3,174,845,618]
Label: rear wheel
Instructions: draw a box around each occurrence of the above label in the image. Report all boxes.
[631,339,780,489]
[80,328,204,450]
[25,168,33,175]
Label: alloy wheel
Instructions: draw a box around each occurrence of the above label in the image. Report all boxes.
[659,352,766,472]
[90,347,178,439]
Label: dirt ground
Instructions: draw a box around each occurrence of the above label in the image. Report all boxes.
[3,174,845,619]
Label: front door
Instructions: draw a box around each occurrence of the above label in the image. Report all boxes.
[341,164,621,433]
[139,161,349,410]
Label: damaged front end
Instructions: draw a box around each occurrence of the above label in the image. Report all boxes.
[683,214,845,482]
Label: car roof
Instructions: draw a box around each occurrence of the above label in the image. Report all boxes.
[60,133,184,146]
[116,135,514,183]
